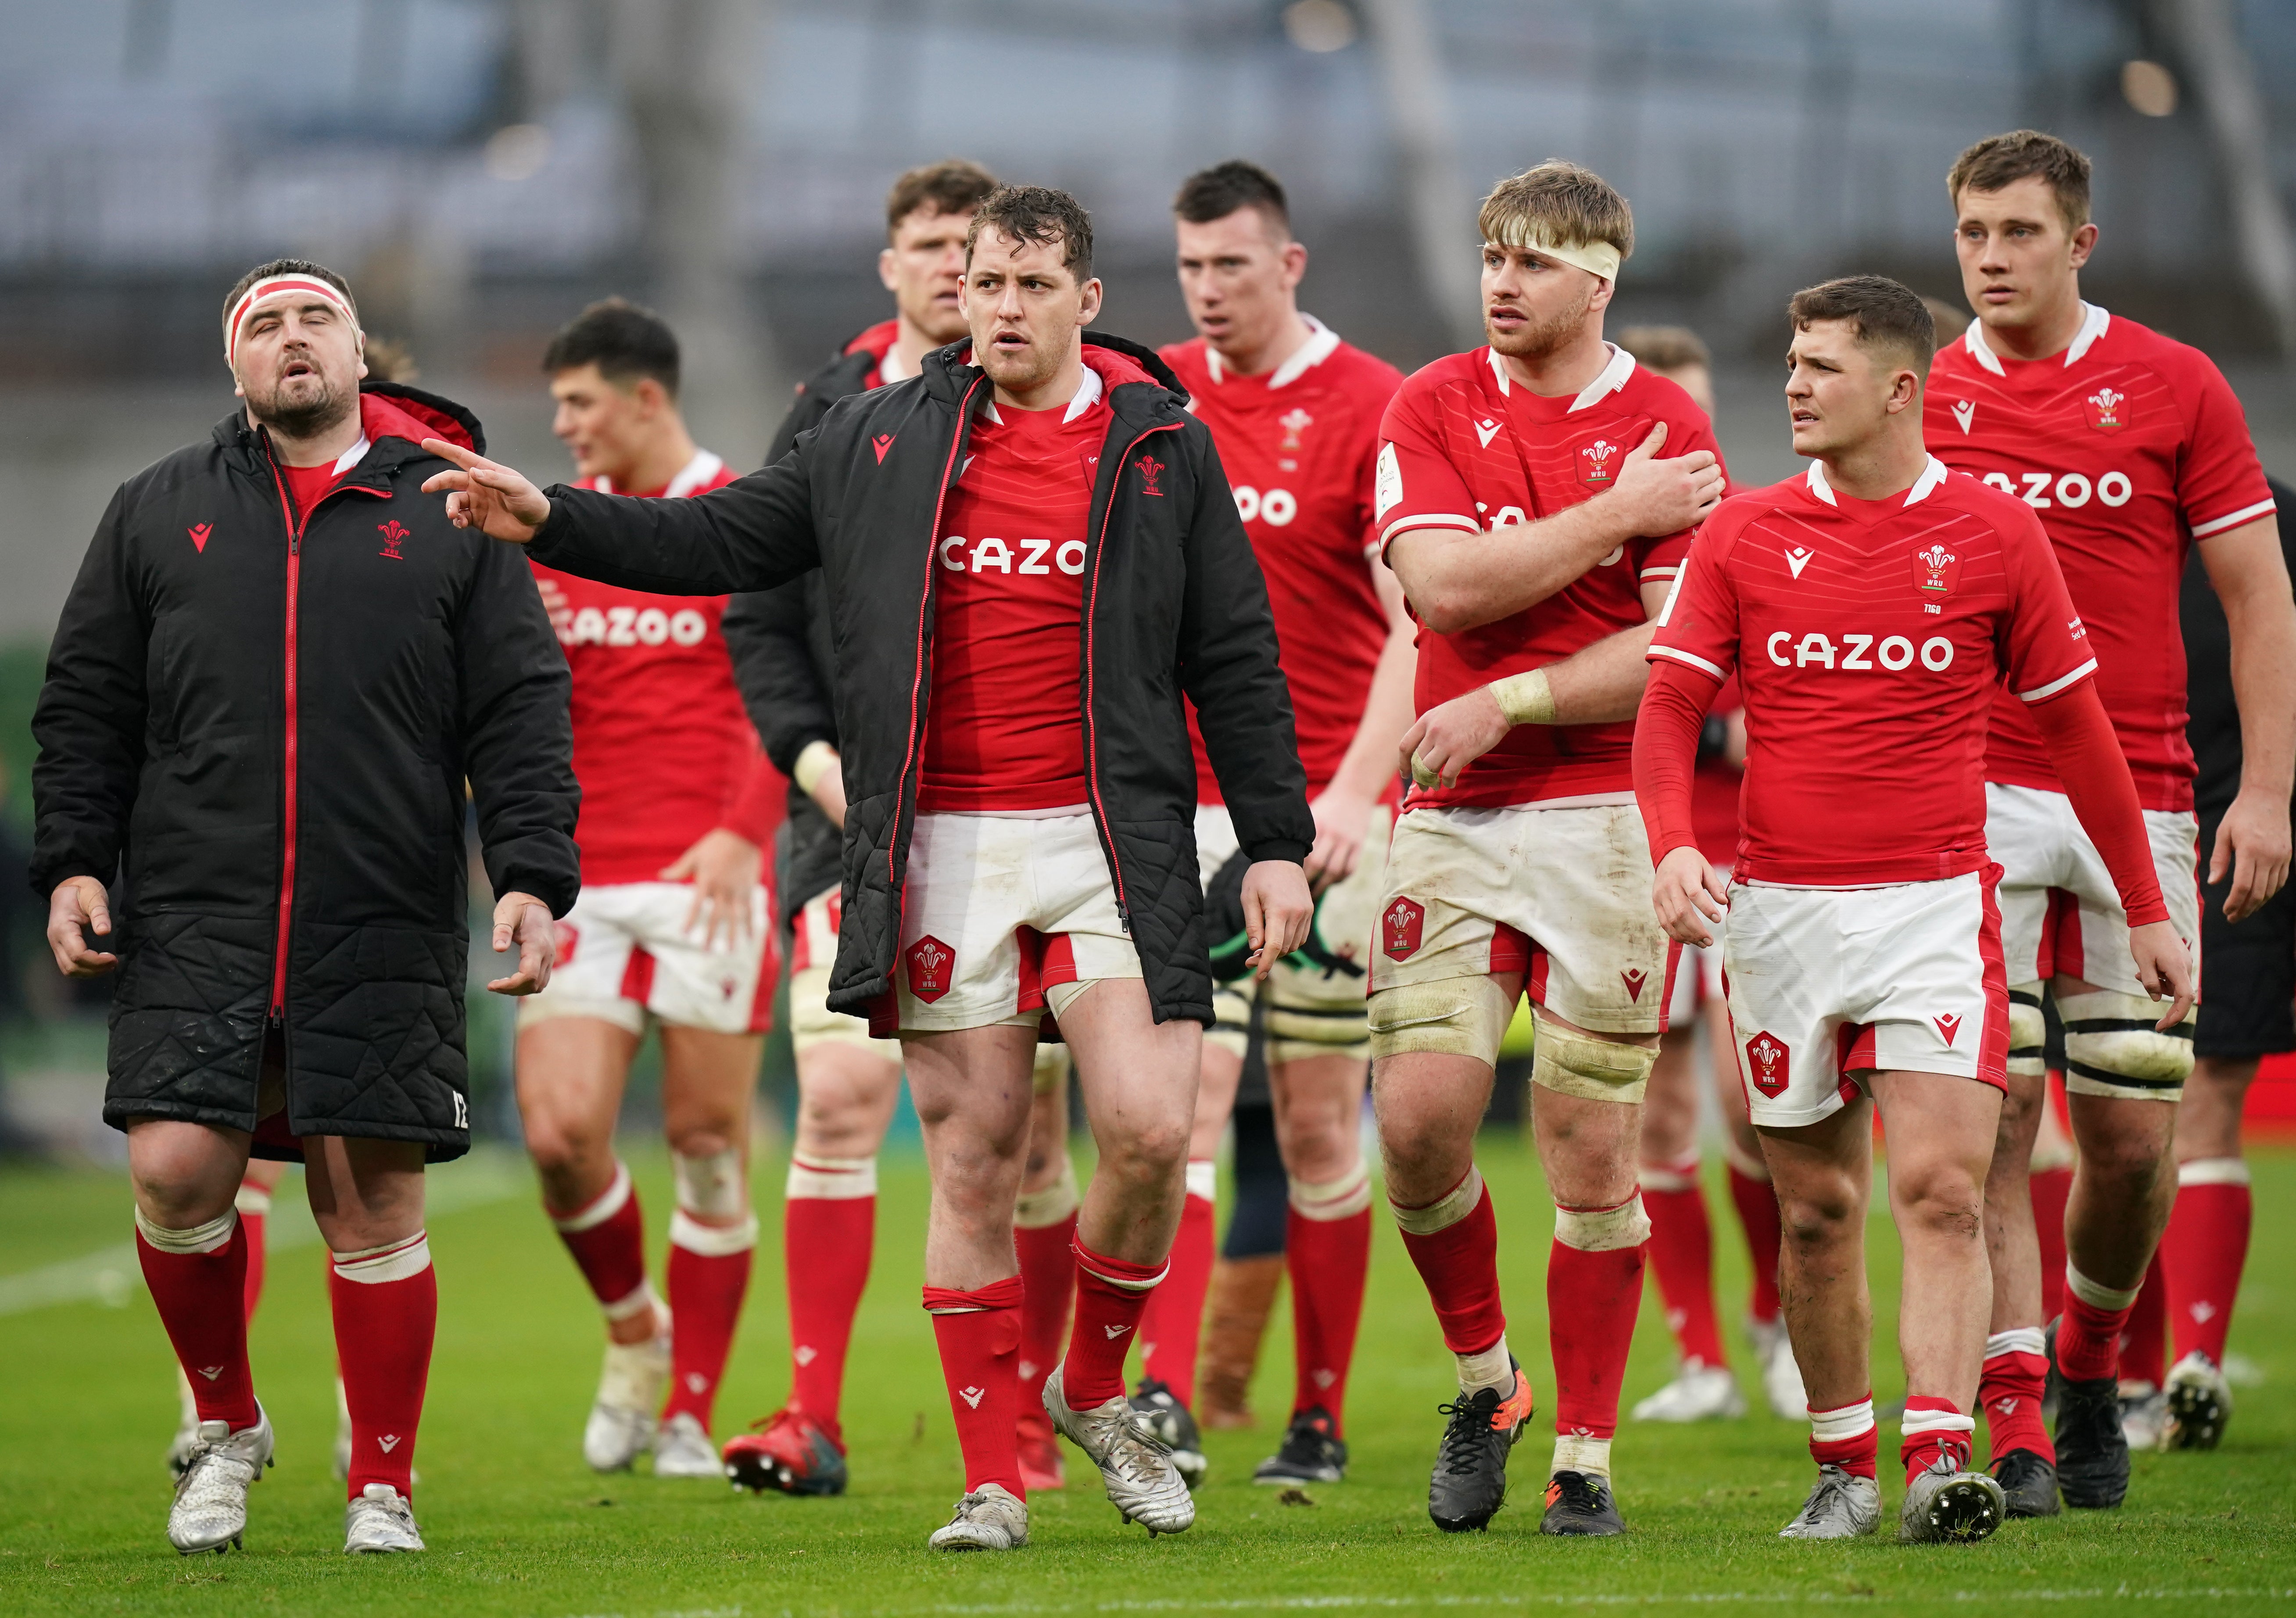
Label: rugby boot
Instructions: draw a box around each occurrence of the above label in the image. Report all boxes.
[1989,1447,2061,1518]
[1128,1376,1207,1489]
[343,1483,424,1553]
[1900,1454,2007,1543]
[723,1408,848,1496]
[1253,1405,1348,1485]
[1426,1366,1536,1532]
[2048,1317,2129,1509]
[168,1404,274,1555]
[1046,1366,1194,1535]
[2161,1351,2232,1450]
[1777,1465,1880,1539]
[1540,1469,1627,1536]
[1631,1362,1745,1423]
[928,1482,1028,1551]
[2118,1383,2168,1453]
[651,1411,722,1479]
[584,1327,670,1472]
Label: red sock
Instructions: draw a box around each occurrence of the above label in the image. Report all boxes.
[2120,1251,2167,1388]
[1725,1159,1783,1324]
[662,1213,755,1428]
[548,1160,652,1320]
[1980,1328,2054,1464]
[1137,1163,1214,1404]
[2030,1163,2073,1322]
[1393,1168,1505,1355]
[136,1212,259,1431]
[1548,1197,1648,1442]
[1286,1166,1373,1431]
[330,1231,437,1500]
[784,1154,876,1447]
[925,1276,1025,1497]
[1901,1394,1975,1481]
[2058,1267,2139,1383]
[2161,1162,2252,1365]
[236,1180,272,1324]
[1065,1239,1166,1408]
[1809,1395,1878,1479]
[1014,1201,1078,1409]
[1641,1159,1726,1369]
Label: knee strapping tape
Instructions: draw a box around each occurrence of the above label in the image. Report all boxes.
[673,1147,747,1219]
[1289,1162,1372,1221]
[1531,1025,1657,1105]
[2058,989,2194,1095]
[1390,1164,1485,1235]
[1367,977,1515,1066]
[1014,1156,1080,1228]
[2007,984,2048,1079]
[134,1206,237,1256]
[1554,1194,1651,1252]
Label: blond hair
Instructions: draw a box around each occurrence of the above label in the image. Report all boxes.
[1478,161,1633,265]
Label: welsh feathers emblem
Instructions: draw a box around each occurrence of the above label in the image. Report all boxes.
[1577,438,1621,488]
[1136,453,1166,496]
[1911,540,1960,598]
[1744,1031,1791,1098]
[377,519,410,561]
[1381,897,1425,961]
[2085,385,2128,435]
[906,935,956,1002]
[1278,407,1313,452]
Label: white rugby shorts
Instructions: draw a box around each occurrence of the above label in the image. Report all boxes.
[892,810,1142,1035]
[1721,868,2008,1128]
[1195,801,1386,1062]
[786,888,899,1055]
[1986,782,2200,992]
[1369,800,1678,1037]
[519,880,776,1037]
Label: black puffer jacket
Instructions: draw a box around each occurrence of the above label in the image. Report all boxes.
[722,325,893,922]
[32,384,580,1158]
[530,332,1312,1029]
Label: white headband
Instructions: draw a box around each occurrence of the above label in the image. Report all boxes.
[224,274,359,365]
[1486,226,1622,284]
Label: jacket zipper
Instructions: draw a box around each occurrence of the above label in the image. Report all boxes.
[1080,420,1182,934]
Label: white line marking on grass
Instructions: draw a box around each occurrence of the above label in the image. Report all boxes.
[838,1592,2296,1617]
[0,1149,529,1317]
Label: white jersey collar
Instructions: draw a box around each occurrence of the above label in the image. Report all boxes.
[593,447,724,498]
[1963,300,2110,376]
[332,435,370,477]
[1484,340,1636,411]
[1203,314,1340,389]
[1805,453,1949,508]
[980,362,1103,427]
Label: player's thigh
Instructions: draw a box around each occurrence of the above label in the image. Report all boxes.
[2066,1087,2176,1184]
[1529,1081,1642,1207]
[1063,976,1200,1166]
[303,1134,427,1251]
[514,1017,642,1158]
[1268,1051,1368,1182]
[658,1025,764,1155]
[902,1022,1039,1172]
[1639,1027,1701,1165]
[1755,1100,1874,1237]
[1871,1069,2000,1217]
[794,1035,906,1158]
[1192,1038,1244,1157]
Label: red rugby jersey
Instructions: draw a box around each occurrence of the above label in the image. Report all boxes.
[1927,305,2274,812]
[917,356,1123,814]
[1375,343,1720,809]
[530,450,782,885]
[1162,321,1404,802]
[1647,459,2095,886]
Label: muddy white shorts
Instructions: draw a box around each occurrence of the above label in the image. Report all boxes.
[785,888,899,1055]
[1369,800,1678,1037]
[519,880,776,1037]
[1196,801,1386,1063]
[892,811,1143,1035]
[1722,868,2008,1128]
[1986,782,2199,990]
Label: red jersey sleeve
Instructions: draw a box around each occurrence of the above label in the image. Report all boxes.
[2176,355,2278,540]
[1997,505,2100,705]
[1644,517,1742,683]
[1374,382,1482,557]
[719,743,784,847]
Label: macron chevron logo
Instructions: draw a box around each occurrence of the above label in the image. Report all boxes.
[1784,546,1815,578]
[378,1434,401,1453]
[1475,418,1502,448]
[1103,1323,1132,1340]
[873,434,895,463]
[1951,399,1976,435]
[959,1385,985,1409]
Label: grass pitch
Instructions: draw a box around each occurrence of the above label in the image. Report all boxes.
[3,1133,2292,1616]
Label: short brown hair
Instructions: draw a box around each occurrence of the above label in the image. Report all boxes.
[1788,275,1936,374]
[1948,129,2092,234]
[1478,161,1633,262]
[222,257,357,331]
[966,185,1094,282]
[1615,325,1709,373]
[1174,159,1290,237]
[885,158,999,240]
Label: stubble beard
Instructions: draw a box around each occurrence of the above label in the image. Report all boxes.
[1486,287,1594,364]
[248,367,357,443]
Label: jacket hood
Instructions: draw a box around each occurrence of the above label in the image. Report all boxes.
[920,329,1189,418]
[843,319,900,362]
[212,380,486,462]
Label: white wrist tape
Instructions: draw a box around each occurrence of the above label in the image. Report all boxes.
[793,739,840,798]
[1490,669,1557,727]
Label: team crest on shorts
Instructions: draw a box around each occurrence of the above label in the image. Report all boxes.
[2085,385,2128,434]
[1744,1030,1791,1097]
[906,935,956,1002]
[1576,437,1622,489]
[1380,897,1425,961]
[552,921,580,965]
[1911,540,1960,599]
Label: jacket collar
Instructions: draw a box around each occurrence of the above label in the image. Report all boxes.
[922,330,1190,430]
[215,380,487,479]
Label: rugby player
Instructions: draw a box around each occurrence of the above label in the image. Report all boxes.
[423,185,1315,1553]
[1638,274,2193,1542]
[37,258,577,1554]
[1126,159,1410,1487]
[514,298,782,1478]
[716,159,1079,1499]
[1370,162,1726,1535]
[1927,130,2294,1512]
